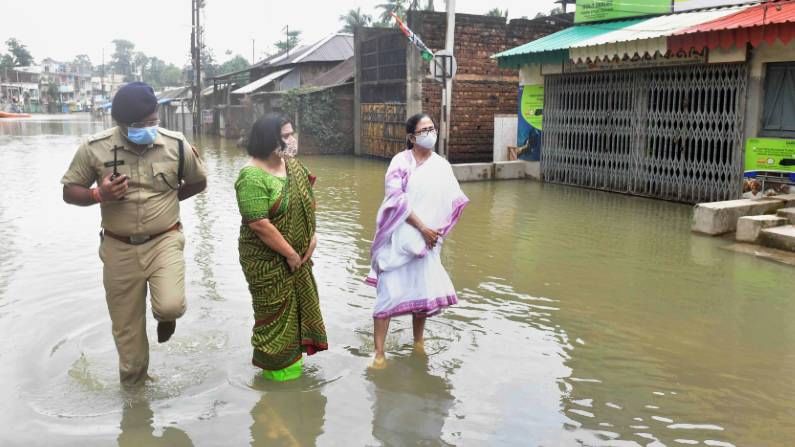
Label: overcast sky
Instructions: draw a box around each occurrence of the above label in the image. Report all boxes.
[1,0,562,67]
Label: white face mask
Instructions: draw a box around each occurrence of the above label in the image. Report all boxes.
[415,132,437,150]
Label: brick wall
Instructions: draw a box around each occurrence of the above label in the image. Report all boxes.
[409,12,571,163]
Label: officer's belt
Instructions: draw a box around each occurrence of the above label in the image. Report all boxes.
[103,222,181,245]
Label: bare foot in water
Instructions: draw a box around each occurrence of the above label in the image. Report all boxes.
[413,341,426,356]
[370,354,387,369]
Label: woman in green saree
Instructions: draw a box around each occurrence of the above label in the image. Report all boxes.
[235,114,327,381]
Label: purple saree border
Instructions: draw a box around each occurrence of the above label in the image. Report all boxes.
[373,295,458,319]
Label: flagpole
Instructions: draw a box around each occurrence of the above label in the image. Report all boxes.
[440,0,456,159]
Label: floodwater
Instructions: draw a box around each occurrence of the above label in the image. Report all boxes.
[0,114,794,447]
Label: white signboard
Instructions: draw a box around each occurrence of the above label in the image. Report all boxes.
[431,49,457,82]
[674,0,757,13]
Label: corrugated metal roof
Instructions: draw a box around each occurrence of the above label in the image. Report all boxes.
[570,6,746,62]
[678,1,795,34]
[231,68,293,95]
[290,34,353,64]
[157,86,191,101]
[669,2,795,52]
[304,57,354,87]
[262,34,354,68]
[494,19,643,68]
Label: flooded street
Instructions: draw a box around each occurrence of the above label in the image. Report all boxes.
[1,114,794,446]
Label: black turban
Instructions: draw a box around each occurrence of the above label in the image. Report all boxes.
[111,82,158,125]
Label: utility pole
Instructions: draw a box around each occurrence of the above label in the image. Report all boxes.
[283,25,290,57]
[252,39,256,64]
[101,48,105,102]
[196,0,202,134]
[439,0,455,159]
[191,0,203,134]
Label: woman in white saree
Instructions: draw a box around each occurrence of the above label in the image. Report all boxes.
[366,113,469,367]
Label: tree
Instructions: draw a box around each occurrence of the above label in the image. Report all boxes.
[535,6,564,18]
[146,57,184,89]
[0,54,14,70]
[5,38,34,66]
[217,55,249,76]
[133,52,149,81]
[275,30,302,53]
[46,82,60,105]
[72,54,92,75]
[200,48,219,79]
[376,0,407,24]
[161,64,183,87]
[111,39,135,80]
[339,8,373,33]
[408,0,434,11]
[486,8,509,18]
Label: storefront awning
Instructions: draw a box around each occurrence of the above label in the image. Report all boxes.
[494,19,643,68]
[494,3,783,68]
[669,1,795,53]
[569,6,745,63]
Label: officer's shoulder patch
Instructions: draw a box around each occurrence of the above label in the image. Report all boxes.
[86,128,115,145]
[158,128,186,141]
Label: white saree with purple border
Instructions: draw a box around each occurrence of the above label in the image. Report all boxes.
[366,149,469,319]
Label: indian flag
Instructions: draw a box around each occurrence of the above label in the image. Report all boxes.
[391,12,435,61]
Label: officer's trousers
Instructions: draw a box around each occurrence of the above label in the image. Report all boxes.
[99,229,187,385]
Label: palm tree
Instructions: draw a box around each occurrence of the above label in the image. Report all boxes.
[486,8,508,18]
[339,8,373,33]
[376,0,407,24]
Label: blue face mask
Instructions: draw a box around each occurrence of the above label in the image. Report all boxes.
[126,126,158,145]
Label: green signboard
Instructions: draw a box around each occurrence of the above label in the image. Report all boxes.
[745,138,795,174]
[521,85,544,131]
[575,0,671,23]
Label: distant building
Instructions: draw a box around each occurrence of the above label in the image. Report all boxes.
[208,33,355,142]
[91,73,126,104]
[1,66,41,112]
[39,58,93,111]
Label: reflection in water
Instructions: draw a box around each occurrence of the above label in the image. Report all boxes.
[191,191,223,303]
[367,353,455,446]
[249,377,327,447]
[1,116,795,446]
[118,397,193,447]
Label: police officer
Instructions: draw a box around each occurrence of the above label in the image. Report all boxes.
[61,82,207,385]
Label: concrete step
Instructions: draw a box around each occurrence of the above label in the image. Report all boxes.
[760,225,795,252]
[692,198,784,235]
[736,215,789,243]
[776,207,795,224]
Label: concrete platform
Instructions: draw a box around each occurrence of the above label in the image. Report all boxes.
[692,198,784,236]
[452,161,541,182]
[736,215,788,242]
[776,207,795,224]
[760,225,795,252]
[451,163,493,182]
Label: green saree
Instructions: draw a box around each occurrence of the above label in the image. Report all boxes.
[235,159,327,372]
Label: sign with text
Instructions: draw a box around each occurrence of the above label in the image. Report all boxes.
[674,0,757,13]
[575,0,670,23]
[745,138,795,174]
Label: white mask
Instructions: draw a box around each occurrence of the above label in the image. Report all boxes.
[415,132,437,150]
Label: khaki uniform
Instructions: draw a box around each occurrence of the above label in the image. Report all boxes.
[61,127,207,384]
